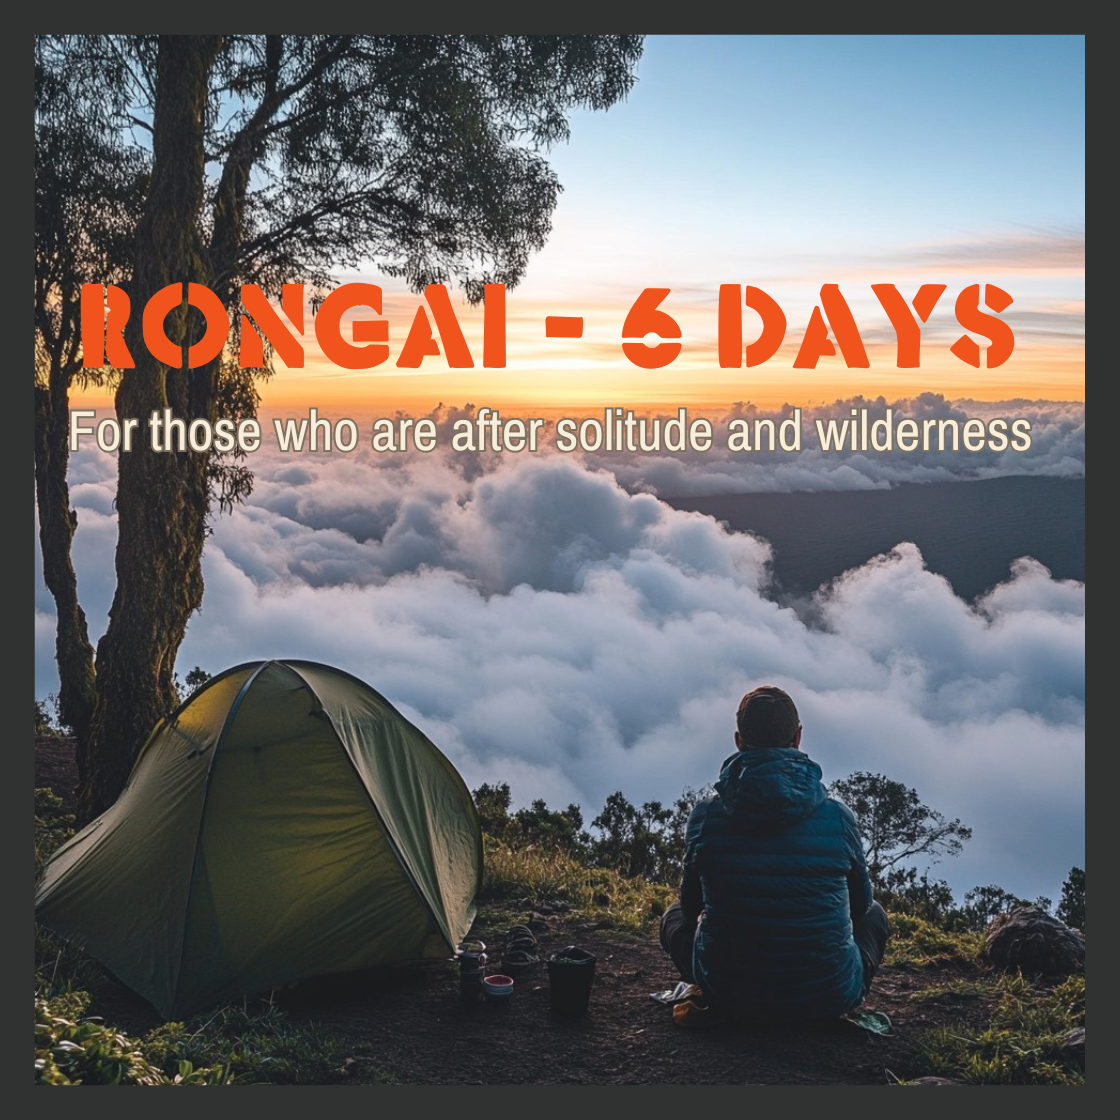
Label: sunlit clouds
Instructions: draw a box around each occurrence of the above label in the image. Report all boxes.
[37,417,1084,904]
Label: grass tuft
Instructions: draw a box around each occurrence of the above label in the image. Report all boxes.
[908,973,1084,1085]
[481,836,674,935]
[884,912,985,970]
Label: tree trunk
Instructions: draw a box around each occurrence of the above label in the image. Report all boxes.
[34,370,97,779]
[79,36,222,823]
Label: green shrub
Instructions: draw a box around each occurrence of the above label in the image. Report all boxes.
[35,991,232,1085]
[35,788,75,877]
[885,911,985,969]
[34,988,387,1085]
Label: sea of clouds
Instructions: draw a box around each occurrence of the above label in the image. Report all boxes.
[35,396,1085,904]
[579,394,1085,496]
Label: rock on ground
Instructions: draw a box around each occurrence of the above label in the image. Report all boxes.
[984,906,1085,977]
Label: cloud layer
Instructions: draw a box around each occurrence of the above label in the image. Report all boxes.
[579,395,1085,497]
[35,397,1085,905]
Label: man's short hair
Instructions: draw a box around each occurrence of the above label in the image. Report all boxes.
[737,685,801,748]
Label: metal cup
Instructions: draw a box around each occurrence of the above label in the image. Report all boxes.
[457,940,487,1000]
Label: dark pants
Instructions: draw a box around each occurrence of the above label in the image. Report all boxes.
[659,900,890,997]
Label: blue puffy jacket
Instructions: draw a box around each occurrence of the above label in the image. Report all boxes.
[681,746,872,1020]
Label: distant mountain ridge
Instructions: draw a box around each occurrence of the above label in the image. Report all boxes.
[664,475,1085,603]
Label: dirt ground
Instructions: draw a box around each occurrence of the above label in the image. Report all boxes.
[267,915,979,1085]
[36,736,988,1085]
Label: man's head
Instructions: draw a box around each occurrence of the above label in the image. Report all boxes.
[735,685,802,750]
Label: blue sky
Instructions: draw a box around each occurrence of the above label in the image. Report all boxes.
[537,33,1085,274]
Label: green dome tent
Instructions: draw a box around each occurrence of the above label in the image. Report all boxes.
[35,660,483,1019]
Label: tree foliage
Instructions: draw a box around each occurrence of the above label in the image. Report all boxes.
[510,799,588,855]
[873,867,958,925]
[957,884,1052,933]
[588,786,712,886]
[589,792,675,882]
[474,782,713,889]
[828,771,973,885]
[1057,866,1085,932]
[472,776,1074,941]
[472,782,514,840]
[181,666,212,696]
[471,782,588,856]
[34,34,644,822]
[35,699,62,739]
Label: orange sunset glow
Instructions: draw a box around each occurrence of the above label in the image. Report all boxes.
[68,279,1084,423]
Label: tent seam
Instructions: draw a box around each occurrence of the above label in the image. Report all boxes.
[172,659,274,1017]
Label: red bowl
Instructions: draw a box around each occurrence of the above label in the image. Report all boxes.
[483,974,514,999]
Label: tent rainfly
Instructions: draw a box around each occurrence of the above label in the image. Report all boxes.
[35,660,484,1019]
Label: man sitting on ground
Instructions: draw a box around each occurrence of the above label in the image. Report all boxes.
[660,684,889,1021]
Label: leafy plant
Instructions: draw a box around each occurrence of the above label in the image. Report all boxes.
[35,991,233,1085]
[34,787,75,877]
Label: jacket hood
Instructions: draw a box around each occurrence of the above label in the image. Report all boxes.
[714,747,826,829]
